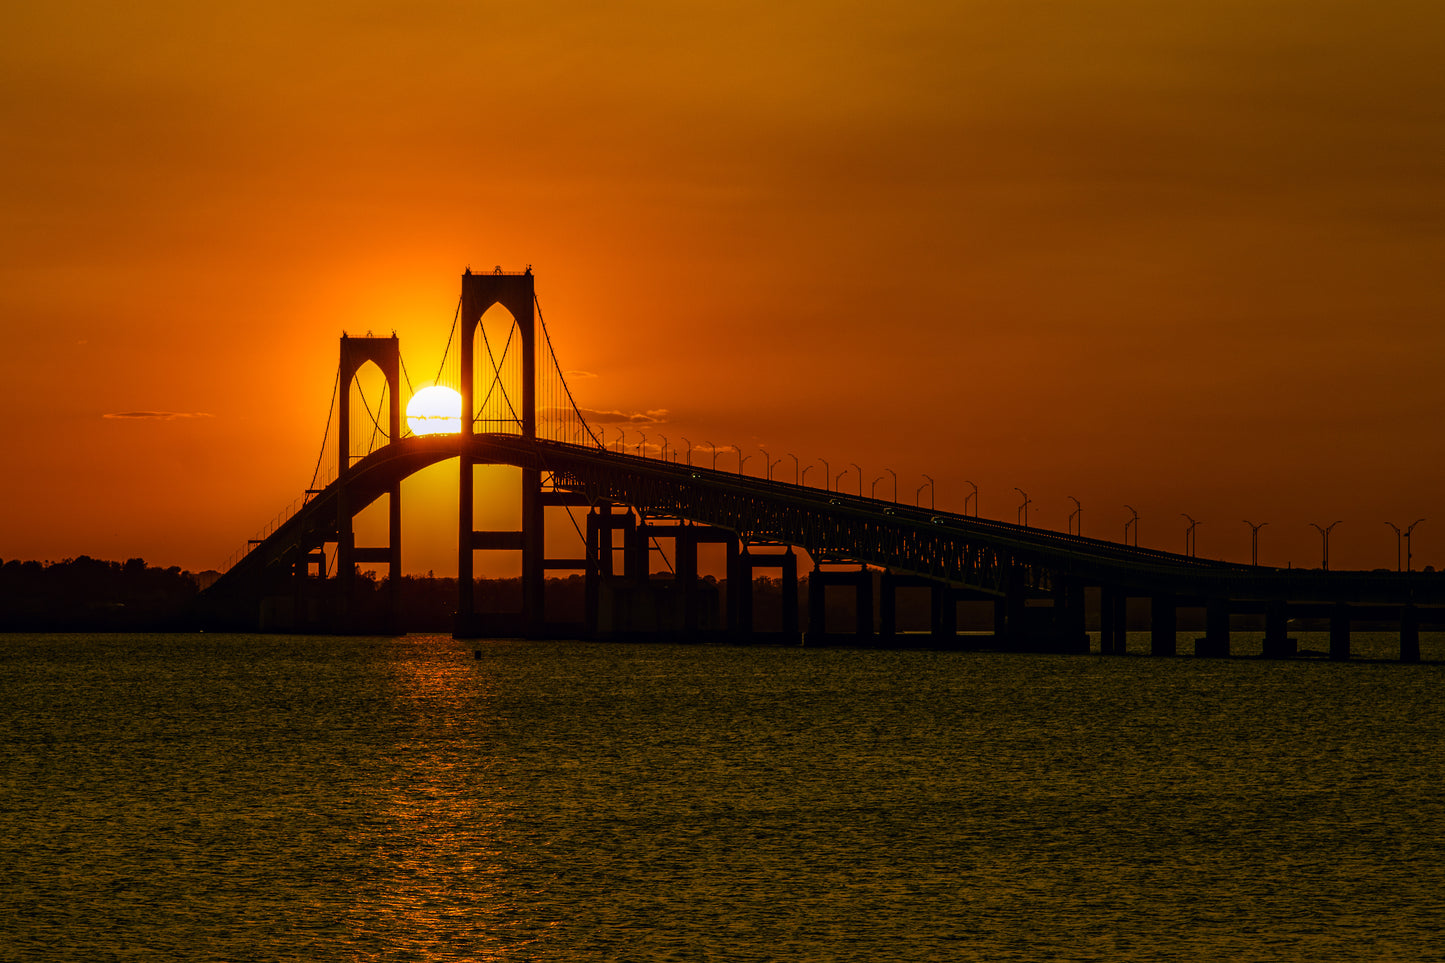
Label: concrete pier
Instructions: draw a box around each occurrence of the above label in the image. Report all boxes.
[1401,605,1421,662]
[1329,603,1351,661]
[878,573,961,647]
[1099,585,1126,655]
[1194,599,1231,657]
[1262,600,1296,658]
[807,567,874,645]
[733,546,800,644]
[1150,594,1176,656]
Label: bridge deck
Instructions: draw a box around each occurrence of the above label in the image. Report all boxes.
[205,434,1445,611]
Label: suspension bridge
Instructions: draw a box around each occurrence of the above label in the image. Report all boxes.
[198,268,1445,660]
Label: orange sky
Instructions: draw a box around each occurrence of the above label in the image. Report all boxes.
[4,1,1444,576]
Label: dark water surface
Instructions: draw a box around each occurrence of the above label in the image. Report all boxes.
[3,633,1444,961]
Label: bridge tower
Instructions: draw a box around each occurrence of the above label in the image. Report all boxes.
[456,268,545,636]
[336,334,402,630]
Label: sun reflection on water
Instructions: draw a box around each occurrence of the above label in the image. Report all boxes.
[342,637,549,959]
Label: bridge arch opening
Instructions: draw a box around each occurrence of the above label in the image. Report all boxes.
[345,359,393,465]
[471,302,526,435]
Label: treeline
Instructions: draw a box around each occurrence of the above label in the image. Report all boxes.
[0,556,212,631]
[1,557,979,634]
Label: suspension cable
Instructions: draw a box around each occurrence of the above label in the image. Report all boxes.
[476,321,522,430]
[399,353,415,399]
[530,290,669,571]
[635,508,676,574]
[365,381,388,452]
[546,470,594,546]
[354,379,389,453]
[308,370,341,497]
[434,295,461,387]
[536,294,603,448]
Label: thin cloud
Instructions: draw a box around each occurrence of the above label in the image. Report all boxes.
[575,407,669,425]
[103,411,215,421]
[564,369,598,380]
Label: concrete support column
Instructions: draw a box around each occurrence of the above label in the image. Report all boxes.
[807,565,825,645]
[931,583,957,644]
[586,508,637,640]
[856,571,875,642]
[1098,584,1116,655]
[1150,593,1176,656]
[1330,603,1351,661]
[879,574,898,646]
[456,452,473,633]
[1401,605,1421,663]
[805,568,873,644]
[1196,599,1230,657]
[1056,580,1088,652]
[736,547,754,639]
[521,468,544,638]
[726,538,743,637]
[781,550,800,644]
[1004,569,1027,645]
[585,510,602,635]
[386,479,401,629]
[676,527,699,638]
[337,485,355,626]
[626,519,649,584]
[1114,593,1130,655]
[1263,600,1295,658]
[1099,585,1124,655]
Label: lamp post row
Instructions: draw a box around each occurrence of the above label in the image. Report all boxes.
[601,429,1427,569]
[606,430,920,501]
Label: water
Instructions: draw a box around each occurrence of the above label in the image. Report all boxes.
[3,633,1444,961]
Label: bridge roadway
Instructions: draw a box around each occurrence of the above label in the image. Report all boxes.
[208,433,1445,624]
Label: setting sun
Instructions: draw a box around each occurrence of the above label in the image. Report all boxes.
[406,386,463,435]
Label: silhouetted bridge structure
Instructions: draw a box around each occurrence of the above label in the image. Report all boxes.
[200,270,1445,660]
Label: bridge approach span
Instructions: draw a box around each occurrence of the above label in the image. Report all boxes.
[206,434,1444,628]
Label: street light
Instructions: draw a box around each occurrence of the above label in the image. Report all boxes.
[1309,520,1343,571]
[850,463,862,497]
[658,434,669,463]
[638,432,647,458]
[789,453,800,485]
[735,446,750,475]
[1387,518,1427,572]
[1068,496,1081,536]
[1014,487,1031,527]
[682,437,692,466]
[887,468,898,503]
[1407,518,1426,573]
[871,476,884,499]
[820,458,831,492]
[836,468,848,492]
[801,465,814,486]
[1243,520,1268,566]
[760,447,770,480]
[1124,505,1139,547]
[1181,513,1199,557]
[770,456,783,481]
[964,480,978,517]
[923,474,935,509]
[705,440,719,471]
